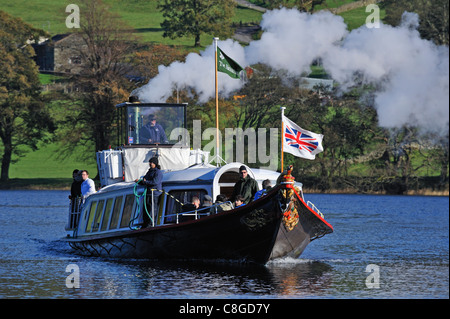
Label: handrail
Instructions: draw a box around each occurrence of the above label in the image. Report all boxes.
[164,201,234,224]
[66,197,83,230]
[307,200,324,218]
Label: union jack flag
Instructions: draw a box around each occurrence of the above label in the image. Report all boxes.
[282,115,324,160]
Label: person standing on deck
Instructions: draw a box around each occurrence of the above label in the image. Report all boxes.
[137,156,163,191]
[135,156,163,227]
[80,170,96,200]
[231,165,259,205]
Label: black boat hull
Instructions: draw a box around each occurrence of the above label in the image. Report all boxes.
[270,187,333,260]
[65,185,333,264]
[66,188,283,264]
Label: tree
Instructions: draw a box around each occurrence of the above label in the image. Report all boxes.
[158,0,236,47]
[59,0,137,158]
[382,0,449,45]
[0,11,55,182]
[132,44,187,81]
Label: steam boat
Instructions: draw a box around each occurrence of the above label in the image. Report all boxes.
[63,101,333,264]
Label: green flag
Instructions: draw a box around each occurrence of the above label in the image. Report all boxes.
[217,47,243,79]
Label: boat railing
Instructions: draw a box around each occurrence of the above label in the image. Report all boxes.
[165,201,234,224]
[66,197,83,230]
[307,200,324,218]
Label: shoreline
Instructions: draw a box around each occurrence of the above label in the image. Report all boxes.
[1,181,448,196]
[305,188,449,197]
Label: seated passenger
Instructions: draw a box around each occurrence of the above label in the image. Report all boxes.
[253,179,272,200]
[182,196,200,212]
[139,114,168,144]
[211,194,233,214]
[202,195,213,208]
[234,195,246,208]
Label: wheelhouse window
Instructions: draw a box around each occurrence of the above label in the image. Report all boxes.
[116,102,187,146]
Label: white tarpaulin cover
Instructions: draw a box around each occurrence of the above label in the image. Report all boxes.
[122,147,191,182]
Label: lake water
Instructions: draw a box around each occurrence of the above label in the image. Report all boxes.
[0,190,448,301]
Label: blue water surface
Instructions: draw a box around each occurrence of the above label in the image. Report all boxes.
[0,190,448,299]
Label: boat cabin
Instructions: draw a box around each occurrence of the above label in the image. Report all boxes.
[66,162,292,237]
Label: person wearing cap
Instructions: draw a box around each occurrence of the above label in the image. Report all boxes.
[231,165,259,205]
[136,156,163,191]
[139,114,169,144]
[135,157,163,227]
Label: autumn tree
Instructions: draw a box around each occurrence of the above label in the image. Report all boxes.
[382,0,449,45]
[132,44,187,81]
[158,0,236,47]
[0,11,55,182]
[59,0,137,157]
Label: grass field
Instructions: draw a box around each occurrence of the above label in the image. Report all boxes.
[0,0,263,48]
[7,142,98,179]
[0,0,371,45]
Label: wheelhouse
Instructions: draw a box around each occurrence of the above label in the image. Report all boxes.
[115,100,187,147]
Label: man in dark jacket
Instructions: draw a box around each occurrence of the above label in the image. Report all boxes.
[139,156,163,191]
[139,114,168,144]
[70,169,82,199]
[231,165,259,204]
[135,156,163,227]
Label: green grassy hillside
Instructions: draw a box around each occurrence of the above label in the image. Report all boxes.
[0,0,263,47]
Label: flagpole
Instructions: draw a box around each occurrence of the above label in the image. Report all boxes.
[280,107,286,172]
[214,37,220,167]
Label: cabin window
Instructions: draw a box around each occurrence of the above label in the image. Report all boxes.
[85,201,97,232]
[120,194,135,228]
[100,198,114,231]
[165,189,207,223]
[91,200,105,232]
[109,196,123,229]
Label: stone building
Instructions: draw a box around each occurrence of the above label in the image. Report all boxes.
[33,33,87,74]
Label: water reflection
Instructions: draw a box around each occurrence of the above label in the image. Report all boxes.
[72,258,333,298]
[267,259,333,296]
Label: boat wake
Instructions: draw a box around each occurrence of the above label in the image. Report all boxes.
[267,256,316,265]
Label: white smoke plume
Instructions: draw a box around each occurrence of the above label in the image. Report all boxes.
[322,12,449,134]
[135,8,449,134]
[245,9,348,75]
[135,39,246,103]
